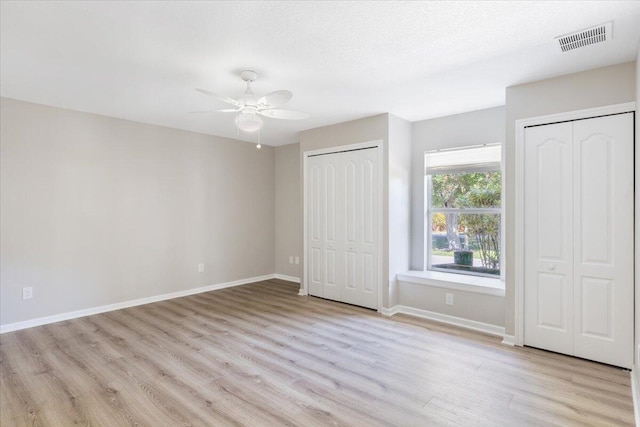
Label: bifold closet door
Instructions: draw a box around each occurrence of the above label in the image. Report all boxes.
[571,114,633,367]
[524,121,575,356]
[524,113,633,368]
[307,148,379,309]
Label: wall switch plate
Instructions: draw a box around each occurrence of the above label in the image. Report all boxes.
[289,256,294,264]
[23,287,33,300]
[198,264,204,273]
[445,293,454,306]
[294,256,299,265]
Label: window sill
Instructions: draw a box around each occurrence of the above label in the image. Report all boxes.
[396,270,505,297]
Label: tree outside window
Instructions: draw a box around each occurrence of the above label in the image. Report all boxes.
[426,144,502,277]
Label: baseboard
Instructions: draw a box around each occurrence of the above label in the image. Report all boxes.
[501,334,516,346]
[631,367,640,426]
[384,305,505,338]
[0,274,276,334]
[273,274,301,284]
[380,305,400,316]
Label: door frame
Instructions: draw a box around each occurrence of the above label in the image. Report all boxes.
[514,102,636,346]
[301,140,384,312]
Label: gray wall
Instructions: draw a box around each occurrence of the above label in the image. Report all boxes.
[299,114,393,306]
[410,106,506,270]
[504,61,636,336]
[0,98,275,326]
[388,114,412,307]
[398,282,505,327]
[274,143,301,279]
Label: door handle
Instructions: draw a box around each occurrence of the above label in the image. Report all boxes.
[548,264,556,271]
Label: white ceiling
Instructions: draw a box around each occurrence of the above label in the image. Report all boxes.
[2,1,639,146]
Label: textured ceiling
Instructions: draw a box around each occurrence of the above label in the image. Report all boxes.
[2,1,639,146]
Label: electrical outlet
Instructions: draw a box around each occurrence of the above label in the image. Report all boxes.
[294,256,299,265]
[198,263,204,273]
[22,287,33,300]
[289,256,294,264]
[445,293,454,306]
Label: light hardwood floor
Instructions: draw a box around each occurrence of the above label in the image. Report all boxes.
[1,279,634,426]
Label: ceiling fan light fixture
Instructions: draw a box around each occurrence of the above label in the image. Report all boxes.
[194,70,308,139]
[235,109,263,133]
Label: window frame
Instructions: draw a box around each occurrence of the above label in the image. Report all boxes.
[424,146,505,281]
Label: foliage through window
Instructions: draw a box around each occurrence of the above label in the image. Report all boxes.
[426,144,502,277]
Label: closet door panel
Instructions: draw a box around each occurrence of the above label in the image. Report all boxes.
[573,113,633,368]
[344,157,359,292]
[307,156,324,297]
[322,156,341,301]
[341,148,378,309]
[357,148,379,308]
[524,122,574,355]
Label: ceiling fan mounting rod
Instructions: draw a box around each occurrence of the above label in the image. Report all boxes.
[240,70,257,95]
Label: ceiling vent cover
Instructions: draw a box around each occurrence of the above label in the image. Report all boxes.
[555,21,612,52]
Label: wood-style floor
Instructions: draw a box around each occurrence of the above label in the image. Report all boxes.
[1,279,634,426]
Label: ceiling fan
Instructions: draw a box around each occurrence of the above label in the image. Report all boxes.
[194,70,309,146]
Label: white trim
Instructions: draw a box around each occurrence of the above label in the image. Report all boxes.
[396,271,505,297]
[514,102,636,347]
[631,368,640,427]
[380,306,401,316]
[500,139,506,282]
[303,140,382,157]
[501,335,516,346]
[383,304,505,337]
[273,274,301,284]
[302,139,384,311]
[0,274,276,334]
[430,208,501,215]
[425,174,432,272]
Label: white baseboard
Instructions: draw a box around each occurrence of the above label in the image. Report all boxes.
[382,305,505,338]
[631,368,640,426]
[0,274,276,334]
[273,274,301,284]
[501,334,516,346]
[380,306,400,316]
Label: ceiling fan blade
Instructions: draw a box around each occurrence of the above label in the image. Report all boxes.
[195,88,241,107]
[257,90,292,108]
[188,108,240,114]
[259,109,309,120]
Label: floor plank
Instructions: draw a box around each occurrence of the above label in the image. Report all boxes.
[0,279,634,426]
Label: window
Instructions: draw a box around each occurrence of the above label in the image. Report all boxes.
[425,144,502,278]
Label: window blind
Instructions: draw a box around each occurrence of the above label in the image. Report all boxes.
[425,143,501,175]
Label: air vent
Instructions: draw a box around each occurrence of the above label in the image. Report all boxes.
[555,21,612,53]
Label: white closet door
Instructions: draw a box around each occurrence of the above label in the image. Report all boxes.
[321,152,343,302]
[524,122,575,355]
[341,148,379,309]
[572,113,633,368]
[306,147,379,310]
[524,113,633,369]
